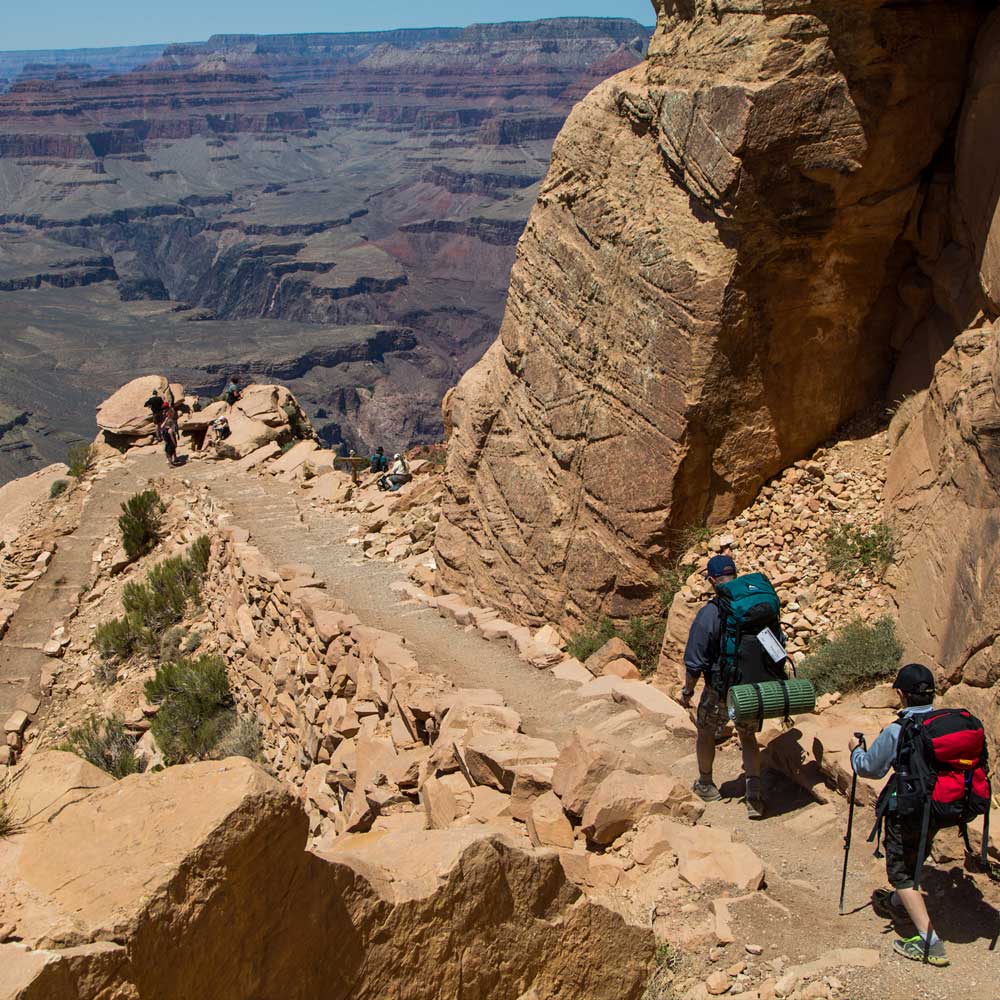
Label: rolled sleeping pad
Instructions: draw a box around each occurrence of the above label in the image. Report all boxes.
[726,678,817,725]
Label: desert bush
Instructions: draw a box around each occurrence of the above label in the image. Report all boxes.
[213,715,263,762]
[0,769,19,839]
[67,442,95,479]
[94,616,136,663]
[59,716,145,779]
[93,537,212,664]
[798,616,903,695]
[622,617,666,677]
[49,479,69,499]
[146,655,234,764]
[824,522,896,577]
[159,624,189,664]
[119,489,165,561]
[568,615,665,677]
[566,617,618,663]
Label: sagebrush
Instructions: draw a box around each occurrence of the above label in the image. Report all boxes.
[146,654,235,764]
[213,715,263,762]
[799,616,903,695]
[49,479,69,499]
[119,489,165,561]
[59,716,145,779]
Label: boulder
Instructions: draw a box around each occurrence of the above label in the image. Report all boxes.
[526,791,575,850]
[581,771,704,845]
[459,732,559,793]
[584,637,637,677]
[2,754,655,999]
[434,0,983,625]
[632,818,765,892]
[603,658,641,681]
[552,729,637,818]
[95,374,167,437]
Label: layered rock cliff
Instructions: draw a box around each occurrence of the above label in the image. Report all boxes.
[436,0,989,626]
[0,19,651,483]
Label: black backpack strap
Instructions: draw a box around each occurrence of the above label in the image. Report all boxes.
[867,779,894,859]
[913,796,933,891]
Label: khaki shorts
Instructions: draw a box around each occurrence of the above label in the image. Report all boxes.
[697,684,757,739]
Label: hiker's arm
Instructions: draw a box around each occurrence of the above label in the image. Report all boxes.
[681,605,716,702]
[850,724,898,779]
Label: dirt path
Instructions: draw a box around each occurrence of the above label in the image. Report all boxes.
[0,456,161,723]
[183,458,1000,998]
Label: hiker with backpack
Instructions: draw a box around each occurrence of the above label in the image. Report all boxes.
[679,555,787,819]
[849,663,992,967]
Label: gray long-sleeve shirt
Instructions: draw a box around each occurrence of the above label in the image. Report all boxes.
[850,705,935,778]
[683,601,721,679]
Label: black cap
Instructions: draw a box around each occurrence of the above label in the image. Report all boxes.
[893,663,935,695]
[705,554,737,579]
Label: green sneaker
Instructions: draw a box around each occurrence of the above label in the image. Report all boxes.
[893,935,949,967]
[692,779,722,802]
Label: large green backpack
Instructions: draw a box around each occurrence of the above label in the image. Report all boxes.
[712,572,786,694]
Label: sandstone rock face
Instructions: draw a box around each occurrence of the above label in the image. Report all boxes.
[887,322,1000,682]
[436,0,984,625]
[0,463,68,547]
[1,753,654,999]
[955,10,1000,314]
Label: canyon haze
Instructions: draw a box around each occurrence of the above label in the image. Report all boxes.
[0,18,651,482]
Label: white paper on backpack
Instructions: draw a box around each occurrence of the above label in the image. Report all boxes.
[756,627,786,663]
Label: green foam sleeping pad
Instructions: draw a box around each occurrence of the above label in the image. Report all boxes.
[726,678,817,725]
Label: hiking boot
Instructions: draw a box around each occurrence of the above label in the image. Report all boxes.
[745,777,765,820]
[692,779,722,802]
[893,935,949,967]
[872,889,912,926]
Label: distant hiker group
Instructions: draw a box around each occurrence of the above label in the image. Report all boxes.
[144,386,182,468]
[679,554,993,970]
[370,446,411,492]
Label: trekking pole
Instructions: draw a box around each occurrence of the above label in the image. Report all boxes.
[839,732,866,915]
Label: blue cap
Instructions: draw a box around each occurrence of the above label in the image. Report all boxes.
[706,554,737,579]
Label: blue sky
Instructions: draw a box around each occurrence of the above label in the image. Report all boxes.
[4,1,655,51]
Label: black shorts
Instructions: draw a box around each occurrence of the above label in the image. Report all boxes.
[884,810,938,890]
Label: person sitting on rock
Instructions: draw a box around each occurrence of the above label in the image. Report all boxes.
[679,554,765,818]
[144,390,166,441]
[204,415,231,451]
[370,446,389,474]
[385,453,411,492]
[223,375,242,406]
[849,665,951,967]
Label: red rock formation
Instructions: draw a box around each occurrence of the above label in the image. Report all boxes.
[436,0,986,626]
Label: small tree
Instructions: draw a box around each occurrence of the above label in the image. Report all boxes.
[119,489,166,561]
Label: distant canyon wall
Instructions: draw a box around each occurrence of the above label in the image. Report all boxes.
[436,0,991,627]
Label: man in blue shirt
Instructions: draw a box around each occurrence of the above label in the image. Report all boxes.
[849,664,948,967]
[370,446,389,473]
[679,554,765,819]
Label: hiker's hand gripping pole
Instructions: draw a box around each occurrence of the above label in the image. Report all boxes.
[839,732,866,915]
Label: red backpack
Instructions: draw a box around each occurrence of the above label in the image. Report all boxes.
[870,708,992,889]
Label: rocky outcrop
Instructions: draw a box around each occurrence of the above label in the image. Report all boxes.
[436,0,986,626]
[887,323,1000,682]
[0,752,653,1000]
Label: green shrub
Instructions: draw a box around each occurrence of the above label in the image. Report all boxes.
[568,615,665,677]
[59,716,145,779]
[119,489,165,561]
[213,716,263,762]
[622,616,666,677]
[49,479,69,499]
[566,617,617,663]
[67,442,95,479]
[799,616,903,695]
[824,522,897,577]
[93,537,212,664]
[94,616,137,663]
[146,655,234,764]
[159,625,189,664]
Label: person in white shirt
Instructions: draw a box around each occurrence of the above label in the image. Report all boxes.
[385,453,411,491]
